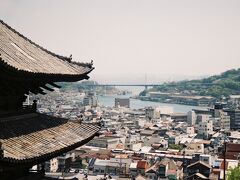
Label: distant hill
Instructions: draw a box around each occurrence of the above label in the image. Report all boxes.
[57,81,98,91]
[140,68,240,98]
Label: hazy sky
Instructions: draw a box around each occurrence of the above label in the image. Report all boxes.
[1,0,240,83]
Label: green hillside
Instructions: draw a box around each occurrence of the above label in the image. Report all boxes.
[141,68,240,98]
[57,81,98,91]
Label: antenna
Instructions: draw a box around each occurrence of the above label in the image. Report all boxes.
[144,73,148,91]
[145,73,147,85]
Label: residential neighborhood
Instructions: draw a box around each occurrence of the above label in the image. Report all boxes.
[31,88,240,180]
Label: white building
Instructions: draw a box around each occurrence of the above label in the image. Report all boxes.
[199,154,213,166]
[146,107,162,120]
[197,115,213,139]
[83,92,98,107]
[93,158,131,175]
[45,158,58,172]
[187,111,197,126]
[214,109,230,130]
[57,151,75,171]
[87,136,121,149]
[186,126,195,134]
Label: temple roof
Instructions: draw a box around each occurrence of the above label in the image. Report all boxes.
[0,20,93,78]
[0,112,100,165]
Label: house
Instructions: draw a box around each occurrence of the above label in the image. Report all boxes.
[140,129,157,137]
[186,173,209,180]
[156,158,183,179]
[223,143,240,160]
[93,158,131,175]
[135,174,147,180]
[87,136,121,149]
[143,134,166,147]
[130,162,138,176]
[137,160,149,176]
[139,146,153,154]
[93,159,109,174]
[187,161,211,179]
[212,159,239,179]
[145,165,158,180]
[184,143,204,156]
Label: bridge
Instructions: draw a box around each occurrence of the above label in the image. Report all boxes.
[80,82,216,89]
[82,84,159,87]
[80,84,157,90]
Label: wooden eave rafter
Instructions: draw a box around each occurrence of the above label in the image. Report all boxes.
[0,57,93,82]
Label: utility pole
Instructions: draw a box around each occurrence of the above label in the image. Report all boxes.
[223,141,227,180]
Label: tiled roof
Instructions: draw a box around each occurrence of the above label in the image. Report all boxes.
[137,160,148,169]
[186,173,208,179]
[226,143,240,152]
[0,113,100,165]
[0,20,93,77]
[187,161,211,169]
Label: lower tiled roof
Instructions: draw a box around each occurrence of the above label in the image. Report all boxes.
[0,113,100,165]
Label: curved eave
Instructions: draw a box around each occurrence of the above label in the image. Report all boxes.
[0,130,99,167]
[0,56,94,82]
[0,20,94,79]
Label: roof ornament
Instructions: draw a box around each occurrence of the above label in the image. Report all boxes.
[69,54,72,61]
[91,59,93,65]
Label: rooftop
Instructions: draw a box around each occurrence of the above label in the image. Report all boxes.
[0,112,100,165]
[0,20,93,77]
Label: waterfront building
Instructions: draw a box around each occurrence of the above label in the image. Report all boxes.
[148,92,215,106]
[0,20,100,179]
[115,98,130,108]
[187,111,197,126]
[145,107,161,121]
[171,113,187,122]
[83,91,98,107]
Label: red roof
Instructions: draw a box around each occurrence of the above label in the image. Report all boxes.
[137,160,149,169]
[219,143,240,160]
[227,143,240,152]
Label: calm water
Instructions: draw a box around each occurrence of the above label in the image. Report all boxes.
[97,86,205,113]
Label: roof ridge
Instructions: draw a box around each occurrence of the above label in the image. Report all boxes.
[187,160,211,169]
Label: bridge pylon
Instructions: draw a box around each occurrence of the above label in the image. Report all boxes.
[144,85,148,91]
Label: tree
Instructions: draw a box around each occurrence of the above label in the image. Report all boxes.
[227,166,240,180]
[168,144,183,151]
